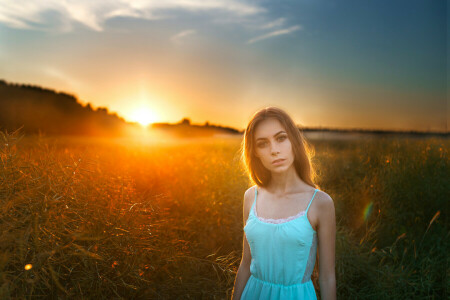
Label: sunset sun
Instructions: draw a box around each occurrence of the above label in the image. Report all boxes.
[130,107,158,127]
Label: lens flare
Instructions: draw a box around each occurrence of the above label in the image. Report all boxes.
[363,202,373,221]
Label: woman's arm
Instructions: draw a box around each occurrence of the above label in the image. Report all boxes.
[231,187,254,300]
[231,234,252,300]
[317,193,336,300]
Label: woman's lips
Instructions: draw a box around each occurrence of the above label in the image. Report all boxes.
[272,159,285,165]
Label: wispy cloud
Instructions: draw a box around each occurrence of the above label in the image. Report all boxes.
[42,65,84,89]
[171,29,196,43]
[0,0,265,32]
[247,25,302,44]
[259,17,285,30]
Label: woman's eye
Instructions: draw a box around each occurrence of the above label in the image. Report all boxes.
[257,136,285,148]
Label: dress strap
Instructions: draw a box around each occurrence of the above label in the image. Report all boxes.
[305,188,319,213]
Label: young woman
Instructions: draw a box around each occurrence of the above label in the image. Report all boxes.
[232,107,336,300]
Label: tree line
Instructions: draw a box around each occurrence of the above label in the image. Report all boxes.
[0,79,132,137]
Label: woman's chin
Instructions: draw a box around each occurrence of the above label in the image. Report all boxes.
[271,166,287,173]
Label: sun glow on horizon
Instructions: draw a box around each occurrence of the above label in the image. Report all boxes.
[129,106,159,127]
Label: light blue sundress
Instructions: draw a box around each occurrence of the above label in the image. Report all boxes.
[241,186,319,300]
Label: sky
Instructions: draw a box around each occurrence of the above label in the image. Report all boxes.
[0,0,447,132]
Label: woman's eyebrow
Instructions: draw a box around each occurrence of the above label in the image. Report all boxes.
[256,131,286,141]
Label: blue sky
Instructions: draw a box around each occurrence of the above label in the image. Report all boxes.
[0,0,447,132]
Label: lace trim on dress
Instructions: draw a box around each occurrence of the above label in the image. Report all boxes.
[253,205,306,224]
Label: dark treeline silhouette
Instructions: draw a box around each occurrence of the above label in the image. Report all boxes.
[0,79,245,138]
[151,118,241,138]
[1,79,447,138]
[0,79,134,137]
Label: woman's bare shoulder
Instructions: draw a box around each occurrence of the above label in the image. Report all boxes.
[309,190,334,230]
[313,190,335,214]
[315,189,333,203]
[243,185,257,206]
[242,185,257,225]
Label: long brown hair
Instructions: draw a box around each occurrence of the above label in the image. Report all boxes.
[240,106,318,189]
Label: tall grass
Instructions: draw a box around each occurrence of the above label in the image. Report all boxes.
[311,137,448,299]
[0,128,448,299]
[0,128,194,299]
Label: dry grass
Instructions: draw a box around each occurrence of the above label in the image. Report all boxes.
[0,128,448,299]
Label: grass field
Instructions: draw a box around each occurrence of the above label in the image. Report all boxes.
[0,129,448,299]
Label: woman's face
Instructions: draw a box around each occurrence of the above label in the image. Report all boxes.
[253,118,294,173]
